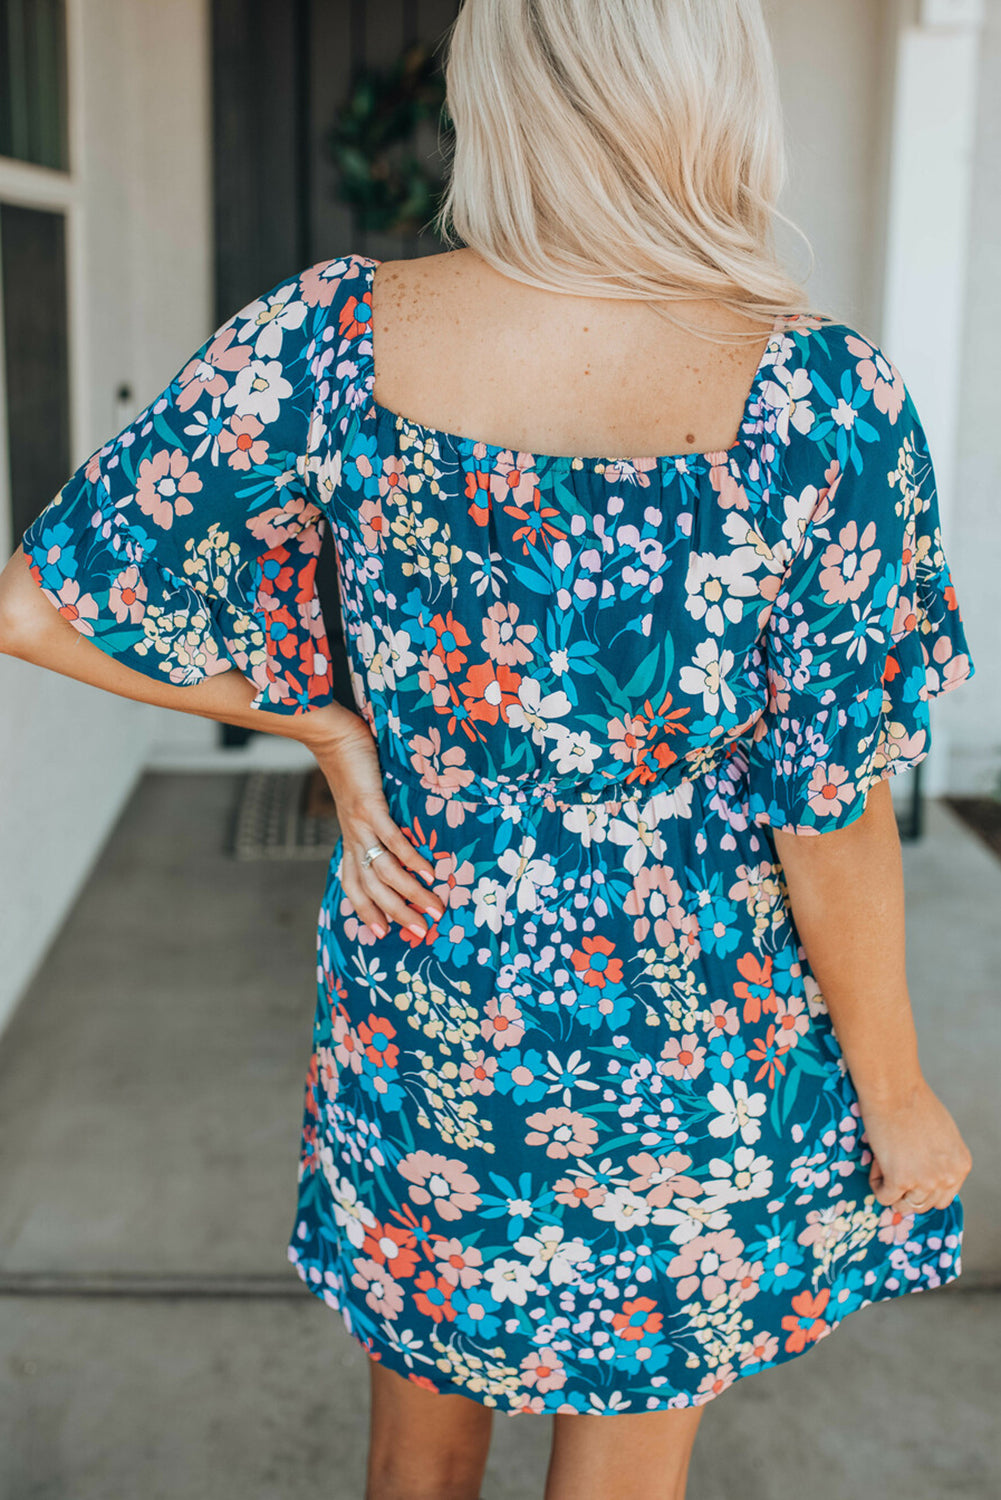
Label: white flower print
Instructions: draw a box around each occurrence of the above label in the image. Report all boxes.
[513,1225,591,1285]
[472,876,507,933]
[592,1187,653,1232]
[497,836,557,913]
[483,1258,540,1306]
[701,1147,774,1211]
[238,283,308,359]
[507,678,572,745]
[678,638,737,715]
[706,1080,768,1144]
[547,724,599,776]
[760,364,816,443]
[685,548,761,635]
[223,359,293,425]
[607,801,667,875]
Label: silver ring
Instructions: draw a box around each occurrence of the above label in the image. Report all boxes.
[902,1196,930,1212]
[361,844,386,869]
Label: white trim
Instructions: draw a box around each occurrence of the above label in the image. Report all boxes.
[880,7,982,796]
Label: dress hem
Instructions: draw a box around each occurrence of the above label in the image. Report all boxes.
[286,1239,962,1417]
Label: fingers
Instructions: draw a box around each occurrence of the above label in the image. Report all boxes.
[338,811,445,940]
[340,849,390,939]
[359,853,444,938]
[872,1176,966,1213]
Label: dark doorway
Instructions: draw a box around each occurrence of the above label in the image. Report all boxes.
[210,0,458,744]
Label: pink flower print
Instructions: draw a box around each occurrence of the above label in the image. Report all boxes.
[667,1229,746,1301]
[217,414,268,471]
[489,453,540,510]
[521,1349,567,1394]
[553,1174,608,1209]
[108,564,148,625]
[845,334,905,423]
[176,325,250,411]
[358,496,388,553]
[741,1330,780,1367]
[483,601,537,666]
[705,999,739,1040]
[695,1364,740,1404]
[877,1204,923,1245]
[299,258,344,307]
[524,1107,598,1160]
[623,864,684,944]
[397,1152,482,1221]
[626,1151,702,1207]
[819,520,880,604]
[331,1009,364,1074]
[481,993,525,1050]
[52,577,99,634]
[806,763,852,819]
[246,494,323,550]
[350,1256,405,1318]
[659,1033,706,1082]
[707,454,750,510]
[431,1238,484,1288]
[135,448,201,530]
[409,729,476,801]
[459,1049,498,1096]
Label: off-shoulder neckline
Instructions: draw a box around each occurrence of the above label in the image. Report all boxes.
[354,254,791,471]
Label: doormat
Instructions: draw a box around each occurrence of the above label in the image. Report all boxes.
[231,770,340,861]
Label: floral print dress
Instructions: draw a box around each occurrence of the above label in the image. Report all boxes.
[23,253,975,1414]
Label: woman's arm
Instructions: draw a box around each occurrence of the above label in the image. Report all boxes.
[0,544,444,941]
[773,777,972,1215]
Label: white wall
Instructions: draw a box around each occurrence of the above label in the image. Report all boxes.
[0,0,213,1037]
[766,0,893,332]
[948,0,1001,793]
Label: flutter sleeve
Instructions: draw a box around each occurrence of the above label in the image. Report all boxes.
[21,265,339,715]
[746,329,975,834]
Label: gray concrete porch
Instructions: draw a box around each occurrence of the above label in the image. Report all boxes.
[0,773,998,1500]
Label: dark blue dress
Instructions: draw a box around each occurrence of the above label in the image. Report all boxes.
[23,252,974,1414]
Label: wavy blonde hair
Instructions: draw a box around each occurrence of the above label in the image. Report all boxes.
[433,0,814,337]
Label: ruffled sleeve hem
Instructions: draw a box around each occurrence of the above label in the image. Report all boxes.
[747,571,975,836]
[22,466,335,717]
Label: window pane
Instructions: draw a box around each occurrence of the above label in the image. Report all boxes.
[1,203,70,539]
[0,0,69,171]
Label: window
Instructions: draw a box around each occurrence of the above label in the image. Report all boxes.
[0,0,69,171]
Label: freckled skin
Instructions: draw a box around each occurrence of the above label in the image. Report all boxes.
[369,248,775,459]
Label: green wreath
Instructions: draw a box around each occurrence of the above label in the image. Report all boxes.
[330,42,454,238]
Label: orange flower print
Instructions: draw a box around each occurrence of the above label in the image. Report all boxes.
[570,935,623,989]
[135,448,201,529]
[781,1287,831,1353]
[413,1269,456,1324]
[733,952,778,1024]
[611,1297,663,1342]
[430,612,471,673]
[747,1024,791,1088]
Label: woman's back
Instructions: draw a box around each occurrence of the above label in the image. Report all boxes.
[370,248,777,461]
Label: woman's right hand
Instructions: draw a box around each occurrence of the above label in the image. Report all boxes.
[306,709,445,940]
[860,1076,973,1215]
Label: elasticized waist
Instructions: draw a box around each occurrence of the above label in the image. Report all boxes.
[378,739,743,813]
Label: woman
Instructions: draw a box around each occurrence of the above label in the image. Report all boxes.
[0,1,976,1496]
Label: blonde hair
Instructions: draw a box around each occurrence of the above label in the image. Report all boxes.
[433,0,815,337]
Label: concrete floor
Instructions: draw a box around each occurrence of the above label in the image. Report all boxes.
[1,773,999,1499]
